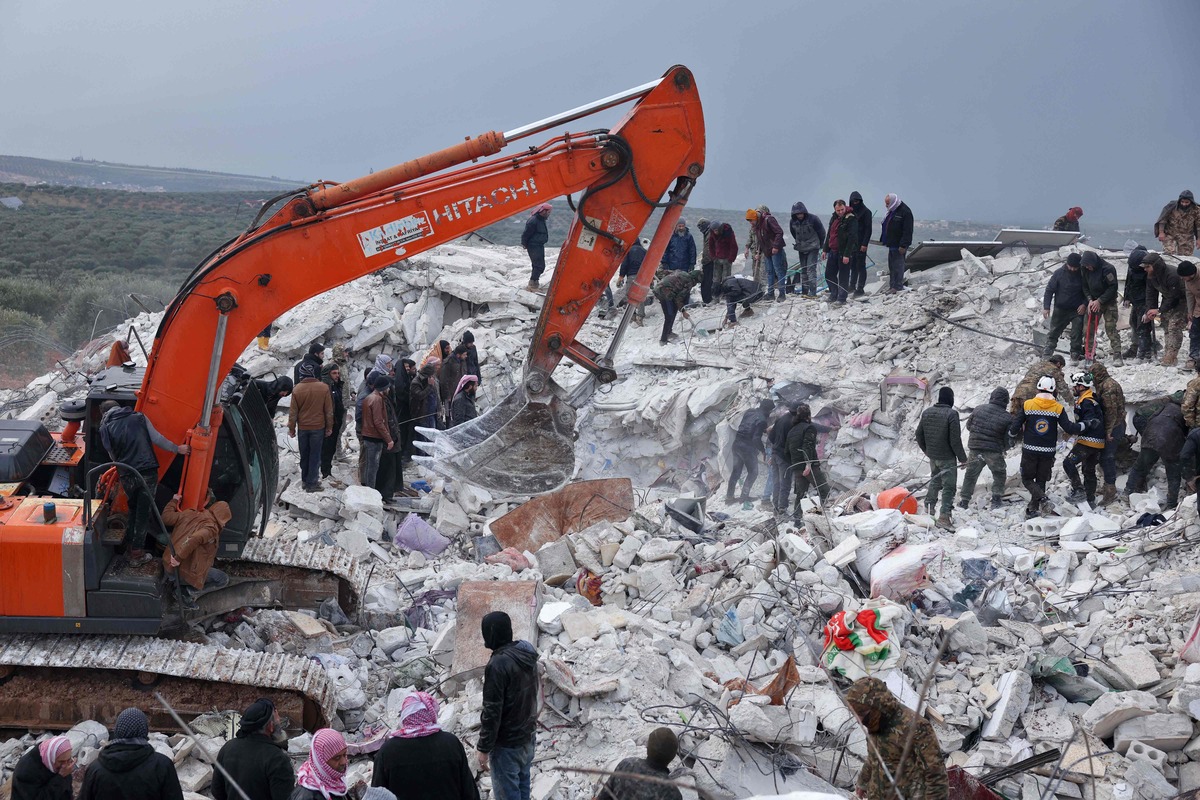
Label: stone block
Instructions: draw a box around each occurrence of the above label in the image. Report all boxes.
[1113,714,1195,753]
[1112,646,1162,689]
[340,485,384,521]
[336,526,371,558]
[1022,516,1065,541]
[1082,690,1159,738]
[534,539,576,587]
[176,759,213,793]
[376,625,411,656]
[435,496,470,534]
[823,534,860,568]
[727,701,817,745]
[982,670,1032,741]
[779,533,817,569]
[449,580,541,679]
[560,611,601,643]
[1124,756,1175,799]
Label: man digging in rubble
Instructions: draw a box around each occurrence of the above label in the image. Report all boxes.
[786,402,829,522]
[1009,375,1083,518]
[1091,362,1127,506]
[725,398,773,507]
[1126,391,1187,509]
[1062,372,1106,507]
[845,677,948,800]
[1080,251,1123,365]
[595,728,682,800]
[957,386,1014,510]
[915,387,967,530]
[477,611,539,800]
[714,273,763,328]
[1143,251,1187,366]
[1009,354,1069,414]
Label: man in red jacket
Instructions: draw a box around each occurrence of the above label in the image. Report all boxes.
[752,205,787,302]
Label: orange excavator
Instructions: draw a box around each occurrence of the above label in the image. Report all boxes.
[0,66,704,731]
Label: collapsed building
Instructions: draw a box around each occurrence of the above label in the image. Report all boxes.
[2,238,1200,800]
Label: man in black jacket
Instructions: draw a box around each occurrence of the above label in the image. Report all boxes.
[1080,251,1122,365]
[478,611,539,800]
[79,708,183,800]
[212,699,295,800]
[320,364,346,482]
[915,387,967,529]
[714,275,763,326]
[99,401,190,565]
[726,399,772,505]
[785,403,828,522]
[958,387,1014,510]
[768,405,796,514]
[596,728,682,800]
[880,194,914,295]
[1127,394,1187,508]
[1144,252,1188,366]
[293,342,325,385]
[1042,254,1086,360]
[615,239,649,325]
[521,204,552,291]
[1123,246,1153,360]
[847,191,873,296]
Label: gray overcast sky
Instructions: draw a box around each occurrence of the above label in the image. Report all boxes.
[2,1,1197,224]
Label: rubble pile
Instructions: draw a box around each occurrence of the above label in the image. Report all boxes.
[5,237,1200,800]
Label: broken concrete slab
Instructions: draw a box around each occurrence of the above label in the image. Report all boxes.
[1111,646,1162,689]
[449,580,541,680]
[533,539,576,586]
[1113,713,1195,753]
[981,670,1032,741]
[489,478,634,552]
[1082,689,1160,738]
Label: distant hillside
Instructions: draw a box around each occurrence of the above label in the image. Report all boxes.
[0,154,304,193]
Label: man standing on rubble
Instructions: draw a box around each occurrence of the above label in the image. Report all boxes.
[789,202,825,298]
[289,363,333,493]
[752,205,788,301]
[1063,372,1106,506]
[1080,251,1122,365]
[915,387,967,529]
[847,192,873,297]
[1155,190,1200,256]
[1042,253,1086,361]
[726,399,773,506]
[707,221,739,293]
[596,728,683,800]
[1054,207,1084,232]
[744,209,764,286]
[786,403,829,522]
[661,220,697,273]
[212,698,295,800]
[1123,245,1154,361]
[1009,375,1083,518]
[478,611,539,800]
[1177,261,1200,369]
[1183,363,1200,429]
[823,199,859,307]
[396,359,418,461]
[768,404,797,514]
[521,203,552,292]
[360,376,395,492]
[1090,362,1127,506]
[320,364,346,483]
[879,194,913,295]
[1010,355,1070,413]
[99,400,191,566]
[615,238,649,326]
[1143,252,1188,366]
[958,387,1014,510]
[1127,392,1187,508]
[846,678,948,800]
[293,342,325,385]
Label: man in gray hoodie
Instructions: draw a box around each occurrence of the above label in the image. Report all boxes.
[789,202,826,298]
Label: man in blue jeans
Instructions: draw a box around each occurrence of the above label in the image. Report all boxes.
[752,205,788,301]
[288,362,333,492]
[478,611,539,800]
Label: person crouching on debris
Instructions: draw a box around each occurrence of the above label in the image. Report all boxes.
[161,492,231,610]
[11,734,73,800]
[596,728,682,800]
[652,270,701,345]
[958,387,1014,510]
[478,611,540,800]
[845,678,948,800]
[1062,372,1106,507]
[373,692,479,800]
[293,729,349,800]
[714,274,762,327]
[915,387,967,530]
[786,402,829,522]
[1009,375,1083,519]
[451,375,479,428]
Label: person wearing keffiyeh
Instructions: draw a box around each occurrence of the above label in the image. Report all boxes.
[373,692,479,800]
[290,729,348,800]
[10,735,72,800]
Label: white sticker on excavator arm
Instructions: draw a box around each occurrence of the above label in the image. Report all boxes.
[576,216,603,252]
[358,211,434,258]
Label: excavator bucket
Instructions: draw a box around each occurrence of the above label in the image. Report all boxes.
[413,384,577,496]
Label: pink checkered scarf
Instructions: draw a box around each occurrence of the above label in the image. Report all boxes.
[296,728,347,799]
[39,736,71,772]
[390,691,441,738]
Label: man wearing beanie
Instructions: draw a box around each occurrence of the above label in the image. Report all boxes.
[1177,261,1200,369]
[1080,251,1123,365]
[915,387,967,529]
[1042,253,1086,360]
[1143,252,1188,366]
[212,699,295,800]
[597,728,682,800]
[79,707,183,800]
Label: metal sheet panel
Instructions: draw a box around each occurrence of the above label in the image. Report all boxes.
[993,229,1080,250]
[905,240,1005,269]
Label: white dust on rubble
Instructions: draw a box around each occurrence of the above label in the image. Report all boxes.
[5,240,1200,799]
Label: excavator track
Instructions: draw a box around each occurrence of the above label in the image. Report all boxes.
[0,540,369,733]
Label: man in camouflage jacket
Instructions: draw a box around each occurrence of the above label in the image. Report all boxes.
[846,677,949,800]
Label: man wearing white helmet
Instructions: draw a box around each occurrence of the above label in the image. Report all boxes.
[1063,371,1106,506]
[1009,374,1084,518]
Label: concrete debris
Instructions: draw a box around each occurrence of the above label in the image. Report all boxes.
[9,240,1200,799]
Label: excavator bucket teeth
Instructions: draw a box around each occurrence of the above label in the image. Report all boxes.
[414,386,576,496]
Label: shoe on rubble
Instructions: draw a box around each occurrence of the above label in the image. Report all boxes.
[741,307,755,317]
[956,498,968,510]
[1066,486,1085,502]
[990,495,1004,509]
[127,550,154,567]
[935,515,954,530]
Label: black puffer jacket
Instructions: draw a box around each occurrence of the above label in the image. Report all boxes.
[915,403,967,462]
[768,411,795,459]
[966,388,1014,453]
[79,741,183,800]
[11,746,71,800]
[1125,246,1149,305]
[848,192,873,250]
[212,733,295,800]
[478,622,540,754]
[1144,401,1187,458]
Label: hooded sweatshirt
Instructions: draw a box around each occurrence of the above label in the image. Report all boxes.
[1124,245,1149,305]
[848,191,873,251]
[160,498,233,590]
[1155,190,1200,240]
[478,612,540,754]
[79,741,184,800]
[788,202,826,254]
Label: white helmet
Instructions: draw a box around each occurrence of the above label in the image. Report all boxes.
[1036,375,1056,393]
[1070,371,1094,390]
